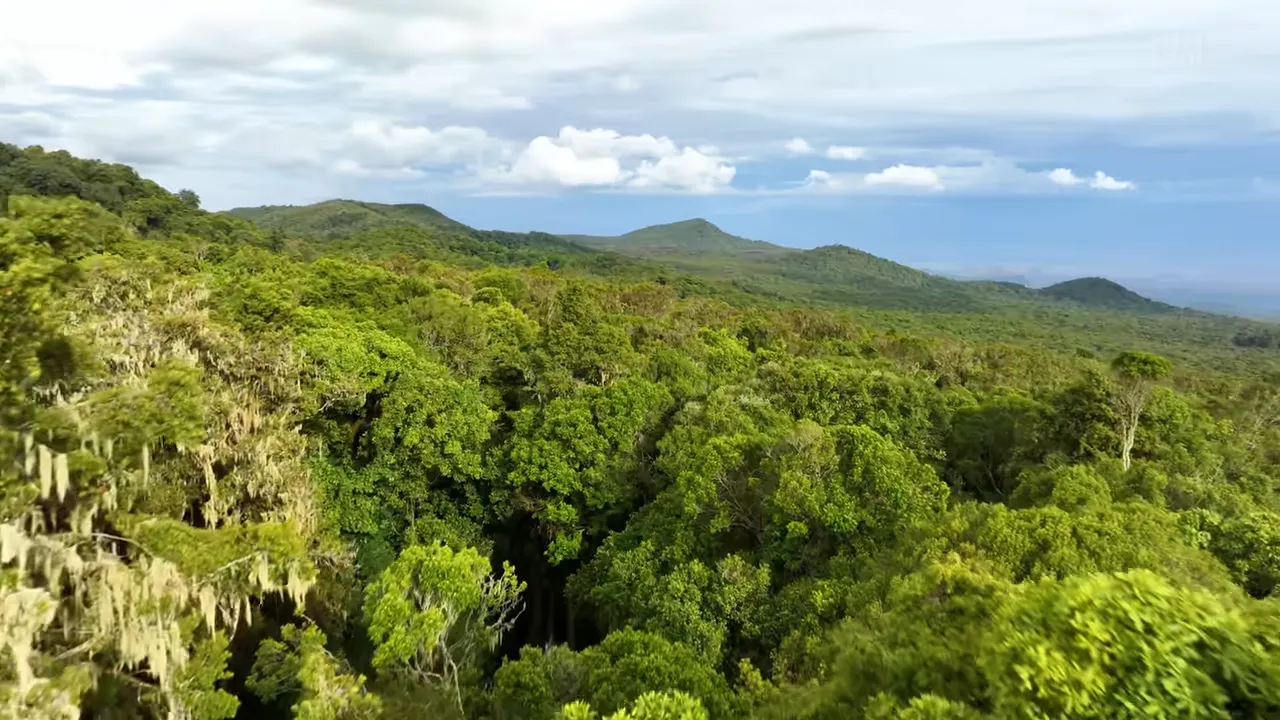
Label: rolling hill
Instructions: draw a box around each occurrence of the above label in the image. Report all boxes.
[224,200,671,278]
[557,218,1191,316]
[1039,277,1184,314]
[564,218,791,260]
[216,199,1280,372]
[228,202,1197,318]
[227,199,471,237]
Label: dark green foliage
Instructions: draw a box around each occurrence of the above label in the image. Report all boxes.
[1038,276,1181,313]
[228,200,472,237]
[565,218,791,259]
[489,630,739,720]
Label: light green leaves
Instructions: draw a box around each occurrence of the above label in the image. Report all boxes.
[363,542,525,707]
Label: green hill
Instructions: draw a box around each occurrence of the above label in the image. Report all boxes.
[562,219,982,311]
[559,219,1195,316]
[1039,277,1184,314]
[227,199,471,237]
[565,218,791,260]
[211,193,1280,373]
[224,199,670,279]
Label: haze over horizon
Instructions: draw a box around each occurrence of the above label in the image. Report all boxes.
[4,0,1278,296]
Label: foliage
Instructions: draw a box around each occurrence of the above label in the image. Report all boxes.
[4,143,1280,720]
[362,542,525,709]
[554,691,709,720]
[248,624,382,720]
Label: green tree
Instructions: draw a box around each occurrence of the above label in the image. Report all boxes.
[248,624,382,720]
[362,542,525,709]
[945,391,1050,501]
[1110,352,1173,470]
[555,691,709,720]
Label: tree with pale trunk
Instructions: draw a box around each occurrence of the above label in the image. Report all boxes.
[1110,351,1174,471]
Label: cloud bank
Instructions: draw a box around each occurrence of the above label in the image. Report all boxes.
[1,0,1269,205]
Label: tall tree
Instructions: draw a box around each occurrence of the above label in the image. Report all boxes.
[1110,351,1173,470]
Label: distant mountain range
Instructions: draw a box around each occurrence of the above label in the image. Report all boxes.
[560,216,1190,316]
[228,201,1219,319]
[940,268,1280,320]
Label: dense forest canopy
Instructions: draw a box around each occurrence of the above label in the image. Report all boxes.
[3,140,1280,720]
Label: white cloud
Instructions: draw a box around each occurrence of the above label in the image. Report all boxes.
[1090,171,1136,191]
[1,0,1234,203]
[1049,167,1135,190]
[865,164,943,190]
[825,145,866,160]
[800,157,1137,195]
[497,136,629,187]
[5,0,1280,133]
[784,137,814,155]
[1048,168,1083,186]
[483,125,733,192]
[343,120,498,170]
[333,158,425,179]
[802,168,852,191]
[556,126,679,159]
[630,148,736,193]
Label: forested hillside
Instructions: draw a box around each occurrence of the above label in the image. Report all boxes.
[5,140,1280,720]
[232,198,1280,376]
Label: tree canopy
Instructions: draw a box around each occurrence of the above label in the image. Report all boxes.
[3,142,1280,719]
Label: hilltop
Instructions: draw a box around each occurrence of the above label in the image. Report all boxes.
[210,198,1280,371]
[227,199,470,237]
[23,138,1259,371]
[225,204,1187,318]
[224,199,669,279]
[558,218,1186,316]
[1040,277,1185,314]
[564,218,791,260]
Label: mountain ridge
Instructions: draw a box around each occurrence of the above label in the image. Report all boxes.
[226,199,1192,317]
[558,217,1182,315]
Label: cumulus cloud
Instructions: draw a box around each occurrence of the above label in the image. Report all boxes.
[556,126,679,159]
[865,164,943,190]
[1,0,1194,202]
[802,165,948,193]
[630,148,736,193]
[802,169,852,191]
[825,145,866,160]
[498,136,628,187]
[1048,168,1083,186]
[483,125,734,192]
[1049,167,1135,190]
[801,158,1138,195]
[784,137,814,155]
[1090,171,1135,191]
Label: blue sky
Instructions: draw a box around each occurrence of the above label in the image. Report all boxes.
[2,0,1279,292]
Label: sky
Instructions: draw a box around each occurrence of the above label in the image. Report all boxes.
[2,0,1279,292]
